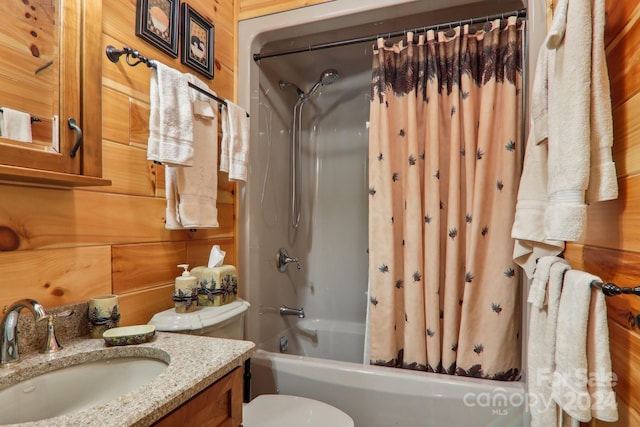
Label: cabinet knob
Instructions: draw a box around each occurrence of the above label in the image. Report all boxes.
[68,118,83,158]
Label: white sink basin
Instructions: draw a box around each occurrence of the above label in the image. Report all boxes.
[0,356,168,424]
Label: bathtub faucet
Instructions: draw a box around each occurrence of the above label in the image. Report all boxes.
[279,305,305,318]
[276,248,302,272]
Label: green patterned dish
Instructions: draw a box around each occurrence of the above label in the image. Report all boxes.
[103,325,156,346]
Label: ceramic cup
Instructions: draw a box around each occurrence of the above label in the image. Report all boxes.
[88,295,121,338]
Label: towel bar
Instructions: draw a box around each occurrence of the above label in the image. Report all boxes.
[0,108,41,123]
[104,45,249,117]
[590,280,640,297]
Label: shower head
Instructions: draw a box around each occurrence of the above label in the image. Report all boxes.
[319,69,340,85]
[306,68,340,99]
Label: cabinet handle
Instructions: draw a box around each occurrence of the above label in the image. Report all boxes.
[68,118,83,158]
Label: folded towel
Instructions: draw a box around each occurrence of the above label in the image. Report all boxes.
[552,270,593,422]
[586,281,618,422]
[165,75,219,229]
[220,100,250,182]
[148,62,194,166]
[528,258,570,427]
[0,107,32,143]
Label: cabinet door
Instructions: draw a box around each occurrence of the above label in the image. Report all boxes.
[153,367,243,427]
[0,0,106,186]
[0,0,81,174]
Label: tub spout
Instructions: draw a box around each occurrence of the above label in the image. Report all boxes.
[279,305,305,318]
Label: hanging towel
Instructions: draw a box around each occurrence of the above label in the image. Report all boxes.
[552,270,593,422]
[0,107,32,143]
[528,256,568,308]
[544,0,592,242]
[527,257,570,427]
[544,0,617,241]
[220,100,250,182]
[511,47,564,279]
[545,0,569,49]
[586,281,618,422]
[586,0,618,204]
[148,62,194,166]
[165,75,219,229]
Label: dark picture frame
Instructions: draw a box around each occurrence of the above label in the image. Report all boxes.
[180,4,215,79]
[135,0,179,58]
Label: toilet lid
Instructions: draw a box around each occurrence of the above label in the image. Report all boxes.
[147,298,250,332]
[243,394,354,427]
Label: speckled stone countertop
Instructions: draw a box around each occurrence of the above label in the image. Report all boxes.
[0,332,255,426]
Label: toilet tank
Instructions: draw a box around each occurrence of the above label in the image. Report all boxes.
[148,299,250,340]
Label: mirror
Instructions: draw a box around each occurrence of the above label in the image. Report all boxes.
[0,0,59,152]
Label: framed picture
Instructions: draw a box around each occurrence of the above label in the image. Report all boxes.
[135,0,179,58]
[180,4,215,79]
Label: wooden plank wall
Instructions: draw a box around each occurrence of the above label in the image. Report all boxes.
[562,0,640,425]
[0,0,237,327]
[237,0,334,20]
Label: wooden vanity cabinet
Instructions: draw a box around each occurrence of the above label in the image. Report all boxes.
[153,367,243,427]
[0,0,109,187]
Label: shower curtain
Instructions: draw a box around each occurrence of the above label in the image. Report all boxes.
[368,16,524,380]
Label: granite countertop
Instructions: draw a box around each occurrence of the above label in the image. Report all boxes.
[0,332,255,426]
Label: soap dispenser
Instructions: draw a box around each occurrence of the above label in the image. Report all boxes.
[173,264,198,313]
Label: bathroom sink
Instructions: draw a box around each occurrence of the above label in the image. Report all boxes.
[0,356,168,424]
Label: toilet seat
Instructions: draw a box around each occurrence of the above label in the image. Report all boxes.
[242,394,354,427]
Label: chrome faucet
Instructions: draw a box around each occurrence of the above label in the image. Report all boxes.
[279,305,305,318]
[1,299,66,367]
[276,248,301,272]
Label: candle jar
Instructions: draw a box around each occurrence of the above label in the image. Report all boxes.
[88,295,120,338]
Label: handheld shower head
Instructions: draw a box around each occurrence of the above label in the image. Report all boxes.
[306,69,340,98]
[319,69,340,85]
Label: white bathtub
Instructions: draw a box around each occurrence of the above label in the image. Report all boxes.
[250,319,528,427]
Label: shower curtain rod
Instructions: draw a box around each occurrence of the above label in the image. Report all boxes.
[253,8,526,62]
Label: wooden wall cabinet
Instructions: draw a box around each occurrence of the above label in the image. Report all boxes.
[0,0,109,188]
[153,367,243,427]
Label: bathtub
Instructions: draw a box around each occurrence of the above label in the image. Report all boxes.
[250,318,528,427]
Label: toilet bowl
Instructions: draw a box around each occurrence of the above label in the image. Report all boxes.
[243,394,354,427]
[148,299,353,426]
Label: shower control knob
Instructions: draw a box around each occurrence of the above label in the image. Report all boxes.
[277,248,301,272]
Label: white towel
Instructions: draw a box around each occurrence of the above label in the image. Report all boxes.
[552,270,593,422]
[220,100,250,182]
[0,107,32,143]
[586,0,618,204]
[544,0,592,242]
[511,47,564,279]
[546,0,569,49]
[528,257,570,427]
[165,75,219,229]
[148,62,194,166]
[586,282,618,422]
[529,256,568,308]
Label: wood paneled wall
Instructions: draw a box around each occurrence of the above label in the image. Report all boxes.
[0,0,237,327]
[561,0,640,424]
[236,0,334,20]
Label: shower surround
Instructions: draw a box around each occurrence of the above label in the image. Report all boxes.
[238,0,542,425]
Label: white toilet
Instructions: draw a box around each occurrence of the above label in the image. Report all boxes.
[148,299,354,427]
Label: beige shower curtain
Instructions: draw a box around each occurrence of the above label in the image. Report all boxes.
[368,16,524,380]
